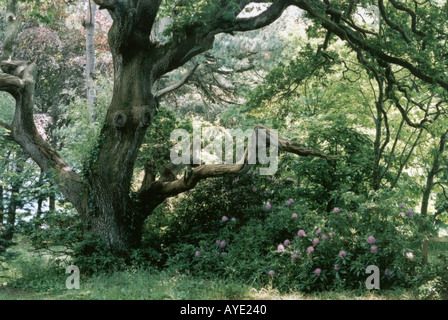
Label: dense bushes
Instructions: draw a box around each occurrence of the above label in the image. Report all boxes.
[142,168,437,293]
[7,150,444,296]
[4,163,446,298]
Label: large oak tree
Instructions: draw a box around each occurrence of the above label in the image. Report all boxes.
[1,0,447,257]
[0,0,336,256]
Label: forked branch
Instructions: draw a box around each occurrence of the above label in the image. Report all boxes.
[138,124,336,199]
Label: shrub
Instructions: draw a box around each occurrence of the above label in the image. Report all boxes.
[72,233,127,275]
[7,256,68,293]
[143,171,435,293]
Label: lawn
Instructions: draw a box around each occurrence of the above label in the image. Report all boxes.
[0,269,419,300]
[1,238,445,301]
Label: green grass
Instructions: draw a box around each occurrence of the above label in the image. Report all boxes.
[0,269,252,300]
[0,240,439,300]
[0,269,420,300]
[0,255,421,301]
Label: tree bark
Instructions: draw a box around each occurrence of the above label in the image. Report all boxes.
[421,130,448,215]
[36,170,44,218]
[49,193,55,212]
[2,157,23,241]
[0,185,3,226]
[85,0,96,117]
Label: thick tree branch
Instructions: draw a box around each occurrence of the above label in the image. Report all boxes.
[138,124,336,199]
[388,0,425,37]
[135,0,161,33]
[0,60,88,215]
[155,63,199,100]
[378,0,412,44]
[151,36,214,83]
[292,0,448,91]
[151,0,290,81]
[0,73,24,96]
[226,0,290,33]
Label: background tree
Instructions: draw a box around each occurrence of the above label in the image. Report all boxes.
[83,0,96,115]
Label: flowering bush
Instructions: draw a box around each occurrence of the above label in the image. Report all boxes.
[258,200,433,292]
[143,171,436,293]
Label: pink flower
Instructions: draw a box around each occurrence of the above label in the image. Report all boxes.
[399,202,406,208]
[222,216,228,222]
[231,217,236,222]
[313,238,320,246]
[291,254,299,262]
[215,240,221,246]
[338,250,347,259]
[268,270,275,276]
[277,244,285,253]
[398,212,405,218]
[334,264,340,271]
[195,251,201,257]
[307,246,314,254]
[370,245,378,253]
[406,252,414,260]
[315,229,322,235]
[265,202,272,210]
[314,268,322,276]
[220,241,227,248]
[321,234,328,240]
[332,207,340,213]
[406,209,414,217]
[283,239,290,246]
[292,213,298,218]
[367,236,376,244]
[297,230,306,237]
[329,232,335,238]
[285,198,294,206]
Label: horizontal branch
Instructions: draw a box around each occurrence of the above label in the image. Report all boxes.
[155,63,199,100]
[138,124,336,199]
[227,0,290,33]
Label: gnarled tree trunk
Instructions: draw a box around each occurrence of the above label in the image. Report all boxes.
[0,0,336,257]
